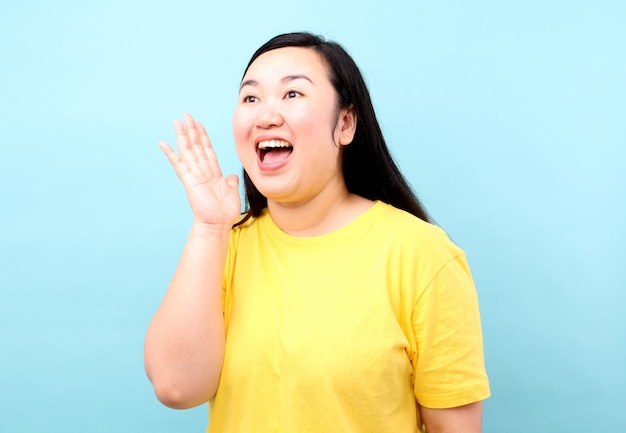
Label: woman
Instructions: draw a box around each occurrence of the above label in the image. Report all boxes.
[145,32,490,433]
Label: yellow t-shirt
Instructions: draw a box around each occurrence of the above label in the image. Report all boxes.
[209,201,490,433]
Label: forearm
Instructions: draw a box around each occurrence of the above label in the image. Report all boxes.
[144,223,230,408]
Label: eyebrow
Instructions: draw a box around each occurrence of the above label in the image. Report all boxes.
[239,74,314,90]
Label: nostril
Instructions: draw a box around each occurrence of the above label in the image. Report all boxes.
[255,108,283,128]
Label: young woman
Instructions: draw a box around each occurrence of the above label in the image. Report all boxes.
[145,32,490,433]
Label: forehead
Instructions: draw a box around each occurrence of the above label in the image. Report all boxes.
[242,47,329,82]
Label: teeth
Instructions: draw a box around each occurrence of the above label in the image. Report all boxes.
[258,140,291,149]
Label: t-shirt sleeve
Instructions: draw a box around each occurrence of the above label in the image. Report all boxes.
[411,253,491,408]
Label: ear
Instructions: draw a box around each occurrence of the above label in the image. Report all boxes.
[337,105,357,146]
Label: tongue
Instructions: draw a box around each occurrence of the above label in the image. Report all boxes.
[262,148,292,164]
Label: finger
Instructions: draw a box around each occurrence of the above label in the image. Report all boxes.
[225,173,239,190]
[159,140,204,185]
[196,121,223,176]
[173,119,195,162]
[196,121,214,150]
[183,113,202,150]
[158,141,181,167]
[196,121,212,148]
[184,113,213,169]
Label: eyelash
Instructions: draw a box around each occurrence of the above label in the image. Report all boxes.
[242,90,302,103]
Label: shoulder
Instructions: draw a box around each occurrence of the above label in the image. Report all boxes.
[373,202,463,258]
[375,202,441,233]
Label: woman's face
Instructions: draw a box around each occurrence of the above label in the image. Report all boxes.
[232,47,355,206]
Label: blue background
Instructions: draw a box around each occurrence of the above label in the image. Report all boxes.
[1,1,624,432]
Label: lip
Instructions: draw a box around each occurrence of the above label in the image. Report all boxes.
[255,135,293,171]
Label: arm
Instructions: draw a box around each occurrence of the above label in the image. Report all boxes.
[420,401,483,433]
[144,114,241,409]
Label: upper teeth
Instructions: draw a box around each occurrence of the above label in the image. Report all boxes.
[258,140,291,149]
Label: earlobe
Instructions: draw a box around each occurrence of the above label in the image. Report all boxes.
[338,106,357,146]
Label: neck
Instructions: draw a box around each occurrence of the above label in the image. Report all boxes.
[267,186,373,237]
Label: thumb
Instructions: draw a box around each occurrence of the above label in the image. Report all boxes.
[225,174,239,189]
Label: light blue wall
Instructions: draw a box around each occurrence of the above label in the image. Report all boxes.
[1,1,624,432]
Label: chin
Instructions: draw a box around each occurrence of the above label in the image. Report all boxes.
[247,172,295,198]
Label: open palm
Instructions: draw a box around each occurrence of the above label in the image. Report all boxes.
[158,113,241,226]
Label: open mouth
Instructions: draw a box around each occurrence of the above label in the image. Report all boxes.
[257,139,293,164]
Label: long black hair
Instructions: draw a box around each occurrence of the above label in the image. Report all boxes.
[235,32,430,225]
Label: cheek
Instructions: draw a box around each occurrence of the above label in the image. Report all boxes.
[290,106,329,138]
[232,111,252,166]
[232,108,253,147]
[232,108,246,137]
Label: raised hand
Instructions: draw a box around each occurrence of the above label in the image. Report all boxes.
[158,113,241,227]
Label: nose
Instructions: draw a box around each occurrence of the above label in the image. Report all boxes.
[254,100,284,129]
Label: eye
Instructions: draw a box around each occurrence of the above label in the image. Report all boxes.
[243,95,258,103]
[285,90,301,99]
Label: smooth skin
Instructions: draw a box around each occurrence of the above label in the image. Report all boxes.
[145,47,484,432]
[420,402,483,433]
[233,46,371,236]
[144,114,240,408]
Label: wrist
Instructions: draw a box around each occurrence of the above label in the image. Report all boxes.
[189,221,232,240]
